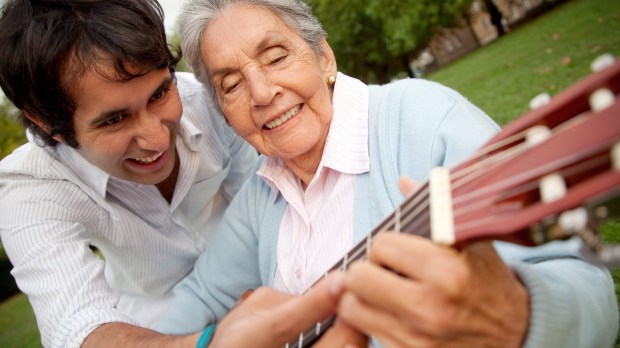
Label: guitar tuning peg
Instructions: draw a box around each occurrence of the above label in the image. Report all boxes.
[590,53,616,73]
[529,92,551,110]
[612,142,620,171]
[589,88,615,112]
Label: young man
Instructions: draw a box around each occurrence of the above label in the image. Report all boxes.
[0,0,259,346]
[0,1,369,347]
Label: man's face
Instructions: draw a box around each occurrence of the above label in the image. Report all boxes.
[69,67,183,185]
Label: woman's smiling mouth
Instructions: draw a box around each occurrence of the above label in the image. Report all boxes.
[264,104,302,129]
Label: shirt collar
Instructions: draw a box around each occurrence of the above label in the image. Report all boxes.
[57,143,111,198]
[178,117,203,152]
[321,72,370,174]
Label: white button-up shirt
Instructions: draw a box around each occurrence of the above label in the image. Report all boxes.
[0,73,257,348]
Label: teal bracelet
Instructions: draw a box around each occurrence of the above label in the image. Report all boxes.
[196,323,218,348]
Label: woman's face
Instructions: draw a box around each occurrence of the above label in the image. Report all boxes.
[200,4,336,162]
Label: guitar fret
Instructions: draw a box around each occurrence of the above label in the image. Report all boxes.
[395,206,401,233]
[315,322,321,336]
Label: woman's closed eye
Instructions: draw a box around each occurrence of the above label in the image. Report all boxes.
[269,54,287,65]
[264,46,289,66]
[222,80,241,94]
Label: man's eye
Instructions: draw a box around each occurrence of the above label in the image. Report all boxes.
[103,114,126,127]
[152,91,164,100]
[151,86,171,101]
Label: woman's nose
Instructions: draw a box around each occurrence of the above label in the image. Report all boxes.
[247,71,278,107]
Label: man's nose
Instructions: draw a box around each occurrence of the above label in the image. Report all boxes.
[134,112,170,151]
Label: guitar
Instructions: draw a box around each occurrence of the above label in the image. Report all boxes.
[283,55,620,348]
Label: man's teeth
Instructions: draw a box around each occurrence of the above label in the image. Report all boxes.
[265,105,301,129]
[132,152,163,164]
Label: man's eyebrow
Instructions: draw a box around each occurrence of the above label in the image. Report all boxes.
[89,76,174,127]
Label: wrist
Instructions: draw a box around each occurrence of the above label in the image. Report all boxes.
[196,324,218,348]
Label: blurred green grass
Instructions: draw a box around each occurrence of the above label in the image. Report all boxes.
[0,295,40,348]
[428,0,620,125]
[1,0,619,346]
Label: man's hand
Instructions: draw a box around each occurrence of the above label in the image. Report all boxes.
[210,273,367,347]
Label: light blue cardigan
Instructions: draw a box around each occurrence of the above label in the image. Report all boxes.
[158,78,618,347]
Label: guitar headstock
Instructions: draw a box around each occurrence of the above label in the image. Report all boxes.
[445,54,620,267]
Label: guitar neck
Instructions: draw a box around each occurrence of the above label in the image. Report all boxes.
[282,57,620,348]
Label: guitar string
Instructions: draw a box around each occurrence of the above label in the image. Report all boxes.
[283,130,541,347]
[452,138,616,215]
[284,122,617,347]
[287,153,614,347]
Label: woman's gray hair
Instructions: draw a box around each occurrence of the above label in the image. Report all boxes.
[178,0,327,104]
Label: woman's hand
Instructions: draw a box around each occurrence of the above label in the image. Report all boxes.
[337,234,529,348]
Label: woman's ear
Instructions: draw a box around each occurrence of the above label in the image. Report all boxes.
[319,39,337,77]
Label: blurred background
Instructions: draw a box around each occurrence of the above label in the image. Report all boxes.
[1,0,619,346]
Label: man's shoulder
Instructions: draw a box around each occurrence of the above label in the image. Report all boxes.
[0,142,84,183]
[0,142,51,175]
[0,143,109,214]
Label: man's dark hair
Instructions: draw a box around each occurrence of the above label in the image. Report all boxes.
[0,0,182,147]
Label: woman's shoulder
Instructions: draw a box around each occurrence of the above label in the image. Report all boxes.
[370,77,467,104]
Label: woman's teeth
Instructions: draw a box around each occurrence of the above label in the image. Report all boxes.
[265,104,301,129]
[132,152,163,164]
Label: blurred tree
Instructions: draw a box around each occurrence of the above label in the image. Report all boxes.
[307,0,474,83]
[168,30,191,73]
[0,98,26,160]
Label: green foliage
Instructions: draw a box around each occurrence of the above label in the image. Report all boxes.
[307,0,473,83]
[168,31,192,73]
[0,98,26,160]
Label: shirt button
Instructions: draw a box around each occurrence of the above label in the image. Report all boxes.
[295,269,302,279]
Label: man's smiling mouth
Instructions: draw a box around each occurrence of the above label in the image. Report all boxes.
[264,104,302,129]
[130,151,164,164]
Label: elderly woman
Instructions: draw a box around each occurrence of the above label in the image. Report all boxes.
[157,0,618,347]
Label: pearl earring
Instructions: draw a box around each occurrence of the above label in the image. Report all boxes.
[327,74,336,87]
